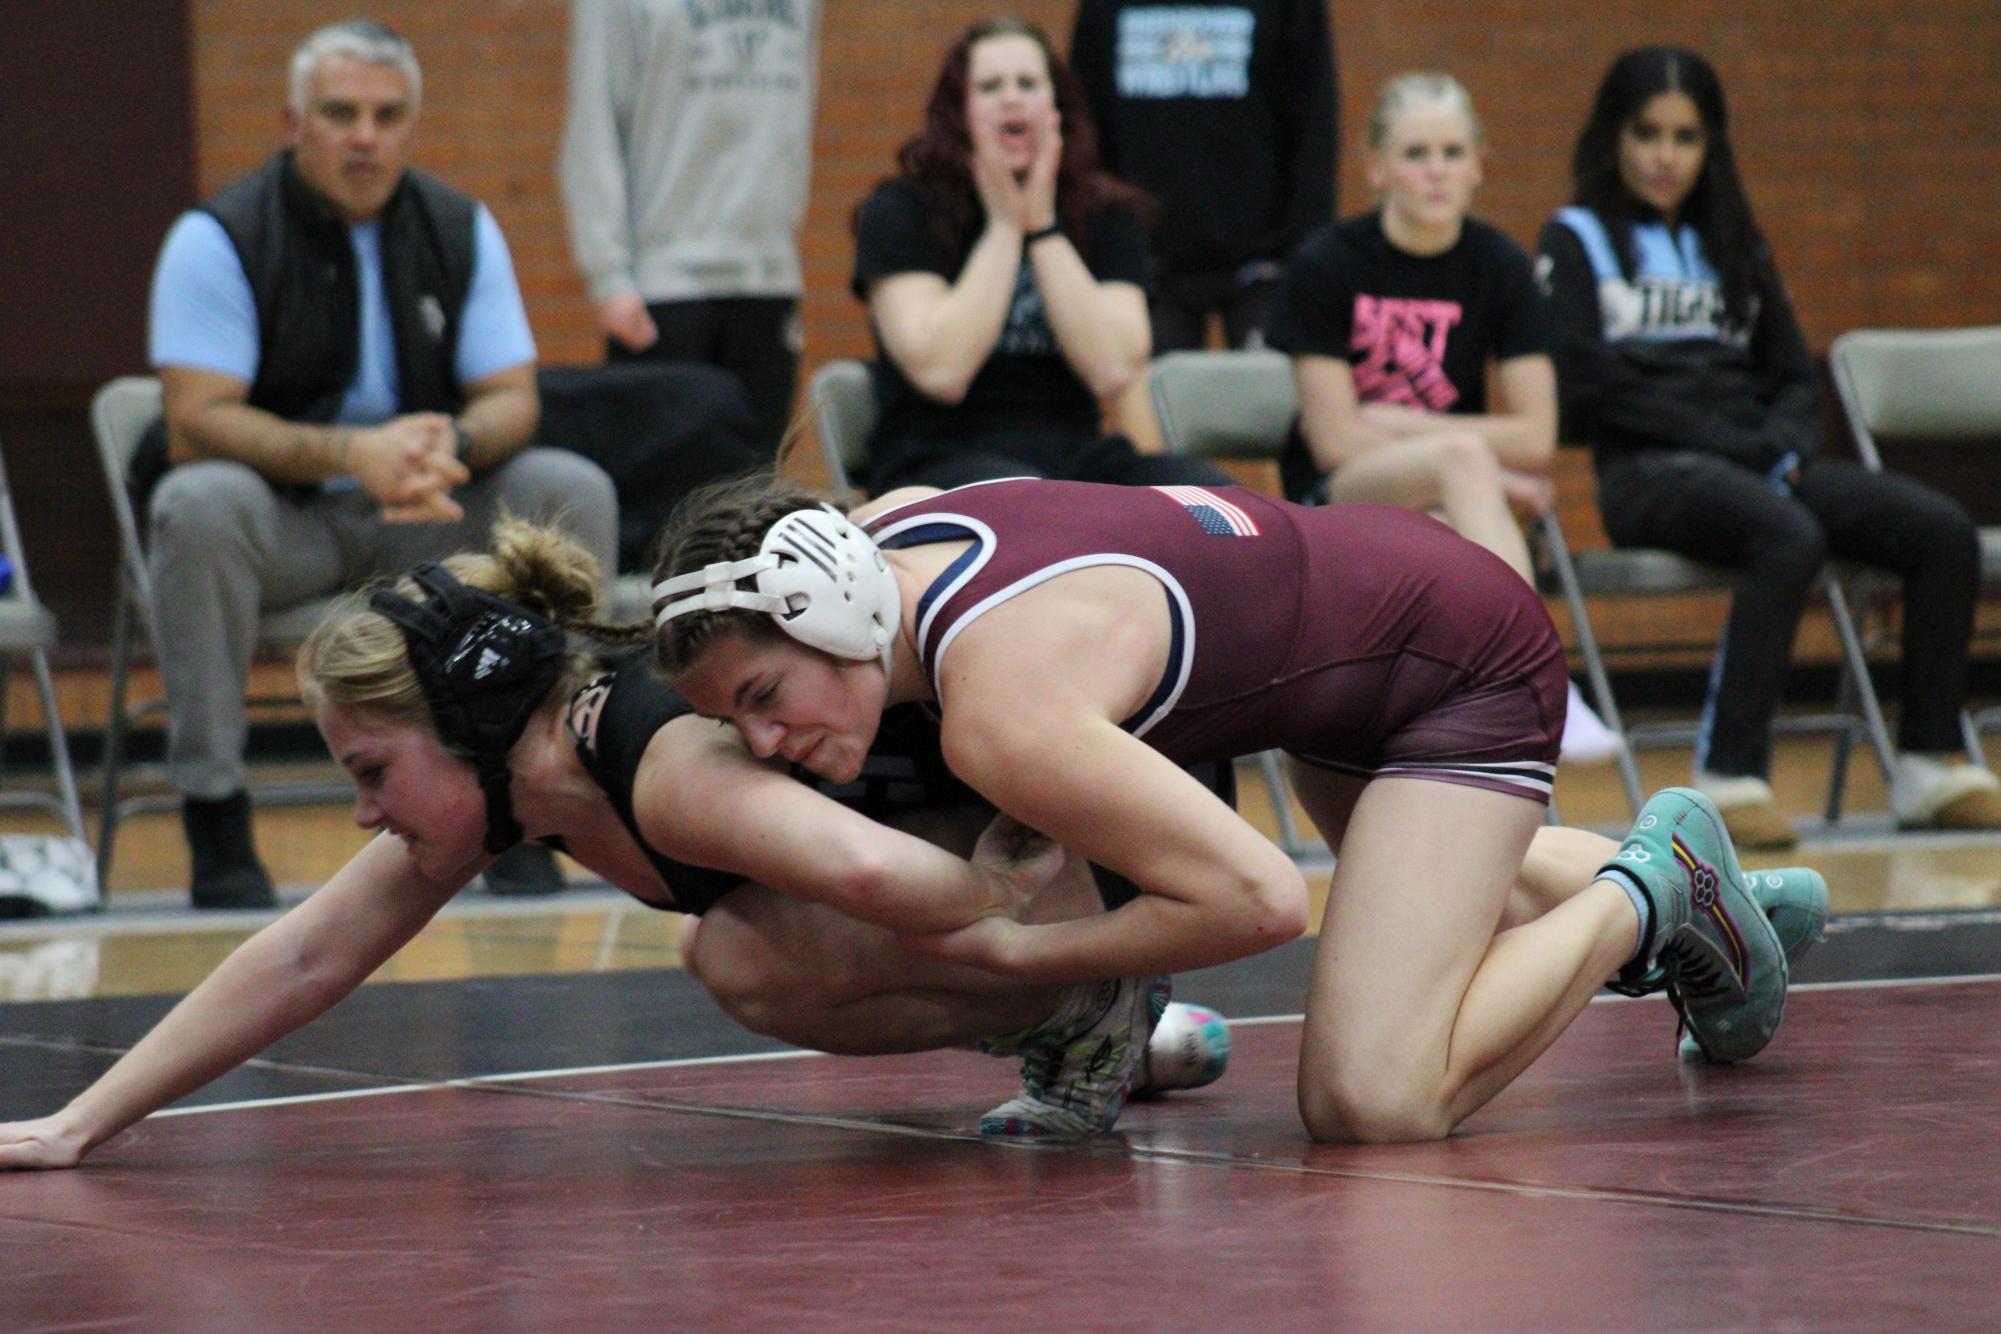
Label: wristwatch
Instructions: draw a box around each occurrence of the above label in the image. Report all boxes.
[451,421,475,468]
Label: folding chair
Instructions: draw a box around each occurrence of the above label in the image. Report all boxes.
[88,377,348,889]
[807,358,876,496]
[1148,349,1325,861]
[1830,323,2001,746]
[1536,450,1896,823]
[0,437,98,914]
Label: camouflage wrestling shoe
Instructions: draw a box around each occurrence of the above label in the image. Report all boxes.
[1600,788,1790,1063]
[980,977,1168,1138]
[1129,1001,1232,1099]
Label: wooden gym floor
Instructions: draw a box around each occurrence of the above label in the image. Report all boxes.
[3,730,2001,1328]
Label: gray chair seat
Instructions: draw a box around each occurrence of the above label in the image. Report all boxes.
[1567,547,1736,597]
[0,598,58,649]
[1831,323,2001,748]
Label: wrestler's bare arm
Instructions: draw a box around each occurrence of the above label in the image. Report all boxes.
[0,837,468,1170]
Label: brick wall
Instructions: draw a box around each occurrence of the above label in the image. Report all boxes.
[190,0,2001,390]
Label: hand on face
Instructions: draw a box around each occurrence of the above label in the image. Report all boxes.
[1021,106,1061,232]
[969,112,1028,231]
[970,102,1060,234]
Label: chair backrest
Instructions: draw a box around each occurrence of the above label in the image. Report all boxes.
[0,436,54,633]
[807,359,876,493]
[1148,350,1298,460]
[1829,326,2001,466]
[89,376,164,607]
[0,439,27,591]
[91,375,164,484]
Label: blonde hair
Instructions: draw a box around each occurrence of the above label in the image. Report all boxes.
[299,517,648,728]
[1367,72,1484,151]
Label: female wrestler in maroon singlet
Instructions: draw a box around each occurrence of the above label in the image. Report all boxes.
[652,475,1800,1143]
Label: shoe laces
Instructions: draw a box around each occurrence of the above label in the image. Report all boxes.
[1656,957,1711,1060]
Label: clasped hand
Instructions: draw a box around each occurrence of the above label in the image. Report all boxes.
[350,413,470,523]
[900,812,1066,973]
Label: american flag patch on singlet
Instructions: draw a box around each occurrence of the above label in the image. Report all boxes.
[1154,485,1260,537]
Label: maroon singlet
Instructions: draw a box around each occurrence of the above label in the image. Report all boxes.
[866,478,1565,802]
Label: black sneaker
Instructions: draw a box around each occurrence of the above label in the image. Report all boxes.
[483,842,566,896]
[183,791,277,910]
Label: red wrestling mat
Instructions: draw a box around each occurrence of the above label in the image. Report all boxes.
[6,981,1998,1329]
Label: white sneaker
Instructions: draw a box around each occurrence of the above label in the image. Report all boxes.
[1559,680,1624,765]
[1129,1001,1231,1099]
[0,835,100,916]
[1890,753,2001,829]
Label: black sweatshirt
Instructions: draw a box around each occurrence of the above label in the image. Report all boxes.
[1069,0,1337,281]
[1536,209,1822,475]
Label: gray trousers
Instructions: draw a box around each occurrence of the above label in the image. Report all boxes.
[146,448,619,799]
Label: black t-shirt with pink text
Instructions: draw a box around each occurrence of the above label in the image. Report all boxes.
[1265,211,1551,415]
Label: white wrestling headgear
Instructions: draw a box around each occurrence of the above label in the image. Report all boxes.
[651,505,902,672]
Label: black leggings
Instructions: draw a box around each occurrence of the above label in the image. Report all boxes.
[1596,451,1980,777]
[608,296,800,455]
[874,431,1232,494]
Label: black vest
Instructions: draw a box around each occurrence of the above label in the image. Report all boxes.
[200,151,478,422]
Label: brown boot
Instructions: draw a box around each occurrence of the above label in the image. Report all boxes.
[1892,755,2001,831]
[1923,786,2001,831]
[1696,772,1798,850]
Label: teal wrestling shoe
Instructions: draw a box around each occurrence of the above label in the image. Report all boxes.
[1629,864,1829,991]
[980,977,1167,1139]
[1599,788,1790,1064]
[1130,1001,1232,1099]
[1677,866,1828,1062]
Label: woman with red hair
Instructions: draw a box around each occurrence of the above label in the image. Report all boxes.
[849,17,1228,494]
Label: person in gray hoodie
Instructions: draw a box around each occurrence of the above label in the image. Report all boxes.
[559,0,820,453]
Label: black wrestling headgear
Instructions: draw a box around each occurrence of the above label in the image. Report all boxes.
[369,563,569,854]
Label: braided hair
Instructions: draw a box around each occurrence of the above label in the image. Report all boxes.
[648,470,834,675]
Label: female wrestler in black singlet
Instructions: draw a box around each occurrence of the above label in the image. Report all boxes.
[0,518,1232,1169]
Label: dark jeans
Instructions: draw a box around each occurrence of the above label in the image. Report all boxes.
[608,296,799,454]
[879,431,1233,494]
[1149,266,1282,353]
[1596,450,1980,777]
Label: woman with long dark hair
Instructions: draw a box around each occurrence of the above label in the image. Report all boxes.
[1538,45,1999,848]
[848,16,1227,493]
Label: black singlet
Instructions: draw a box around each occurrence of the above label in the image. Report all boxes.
[554,653,979,916]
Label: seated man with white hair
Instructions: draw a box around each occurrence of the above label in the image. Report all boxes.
[144,18,617,906]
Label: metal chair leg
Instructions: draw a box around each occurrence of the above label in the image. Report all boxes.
[1822,577,1897,805]
[1539,513,1645,815]
[97,585,137,893]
